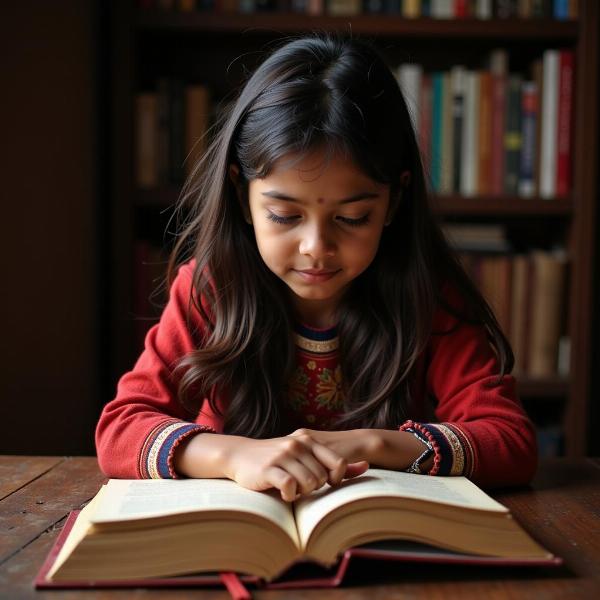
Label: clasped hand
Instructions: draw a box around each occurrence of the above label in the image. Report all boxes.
[225,428,378,502]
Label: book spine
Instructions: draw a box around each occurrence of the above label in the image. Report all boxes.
[440,71,454,195]
[365,0,386,13]
[402,0,421,17]
[451,66,466,193]
[519,81,538,198]
[431,72,444,193]
[553,0,569,19]
[477,71,492,196]
[135,93,159,189]
[555,49,574,197]
[528,250,568,376]
[540,50,559,198]
[397,63,423,135]
[431,0,453,18]
[306,0,325,14]
[490,49,507,196]
[460,71,479,197]
[327,0,362,15]
[454,0,468,17]
[420,73,433,185]
[475,0,492,18]
[510,254,529,375]
[504,74,522,195]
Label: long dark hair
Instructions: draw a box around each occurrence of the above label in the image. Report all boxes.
[166,31,514,436]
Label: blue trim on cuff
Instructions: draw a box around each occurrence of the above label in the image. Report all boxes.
[156,423,202,478]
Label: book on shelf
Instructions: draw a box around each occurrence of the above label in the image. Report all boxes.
[442,225,569,378]
[134,81,213,189]
[396,48,574,199]
[527,248,568,377]
[140,0,579,18]
[36,468,560,590]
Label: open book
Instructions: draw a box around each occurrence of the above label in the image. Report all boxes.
[45,469,555,583]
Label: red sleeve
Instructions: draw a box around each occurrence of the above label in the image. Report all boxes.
[400,284,538,488]
[95,261,216,479]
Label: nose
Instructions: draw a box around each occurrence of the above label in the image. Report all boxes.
[298,221,336,258]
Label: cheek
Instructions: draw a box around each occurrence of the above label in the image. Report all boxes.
[253,227,292,267]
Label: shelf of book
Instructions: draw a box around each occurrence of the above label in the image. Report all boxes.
[136,12,579,39]
[108,0,598,457]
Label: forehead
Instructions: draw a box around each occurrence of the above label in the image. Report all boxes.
[261,148,373,184]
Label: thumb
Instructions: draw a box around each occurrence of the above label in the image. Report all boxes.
[343,461,369,480]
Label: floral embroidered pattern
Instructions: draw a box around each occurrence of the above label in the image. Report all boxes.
[316,366,345,411]
[287,365,310,411]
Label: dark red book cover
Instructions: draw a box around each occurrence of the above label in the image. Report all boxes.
[36,510,562,598]
[556,49,574,197]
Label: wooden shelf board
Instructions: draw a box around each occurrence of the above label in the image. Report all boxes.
[136,12,578,40]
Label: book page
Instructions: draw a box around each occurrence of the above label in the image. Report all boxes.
[90,479,299,546]
[294,469,508,549]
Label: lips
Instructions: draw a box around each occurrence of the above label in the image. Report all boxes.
[298,269,338,275]
[293,268,341,283]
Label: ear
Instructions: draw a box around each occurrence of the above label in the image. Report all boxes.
[229,163,252,225]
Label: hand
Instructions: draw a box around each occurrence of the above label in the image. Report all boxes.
[289,428,435,473]
[223,435,368,503]
[288,428,381,467]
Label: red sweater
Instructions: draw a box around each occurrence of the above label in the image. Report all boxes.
[96,261,537,488]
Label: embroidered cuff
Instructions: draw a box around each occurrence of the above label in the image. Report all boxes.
[399,420,472,477]
[138,419,216,479]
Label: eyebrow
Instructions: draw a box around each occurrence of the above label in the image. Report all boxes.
[261,190,380,204]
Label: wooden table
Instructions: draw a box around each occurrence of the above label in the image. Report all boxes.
[1,456,599,598]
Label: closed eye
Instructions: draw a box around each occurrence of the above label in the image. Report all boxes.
[337,214,370,227]
[267,212,299,225]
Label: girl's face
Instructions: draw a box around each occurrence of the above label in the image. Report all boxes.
[230,149,395,328]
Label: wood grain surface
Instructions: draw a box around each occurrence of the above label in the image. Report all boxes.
[1,456,599,599]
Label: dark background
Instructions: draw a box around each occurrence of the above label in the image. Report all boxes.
[0,1,598,456]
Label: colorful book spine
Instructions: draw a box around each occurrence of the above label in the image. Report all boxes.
[490,50,507,196]
[397,63,423,135]
[451,65,466,193]
[504,74,523,195]
[540,50,559,198]
[519,81,538,198]
[420,73,433,183]
[431,72,444,193]
[477,71,492,196]
[402,0,421,17]
[461,71,479,197]
[440,70,454,195]
[556,50,574,197]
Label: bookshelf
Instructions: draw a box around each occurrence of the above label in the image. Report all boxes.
[107,1,598,457]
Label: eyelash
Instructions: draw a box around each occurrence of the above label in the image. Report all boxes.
[266,212,370,227]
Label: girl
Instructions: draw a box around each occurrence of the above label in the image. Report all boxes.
[96,32,537,501]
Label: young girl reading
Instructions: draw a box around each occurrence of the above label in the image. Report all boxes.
[96,32,537,501]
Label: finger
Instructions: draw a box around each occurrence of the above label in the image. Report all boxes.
[264,466,297,502]
[311,443,347,486]
[295,450,329,489]
[279,456,325,496]
[343,461,369,480]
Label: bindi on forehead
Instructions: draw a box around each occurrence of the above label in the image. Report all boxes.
[317,198,325,204]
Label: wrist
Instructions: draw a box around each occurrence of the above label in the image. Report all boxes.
[173,433,237,479]
[367,429,434,471]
